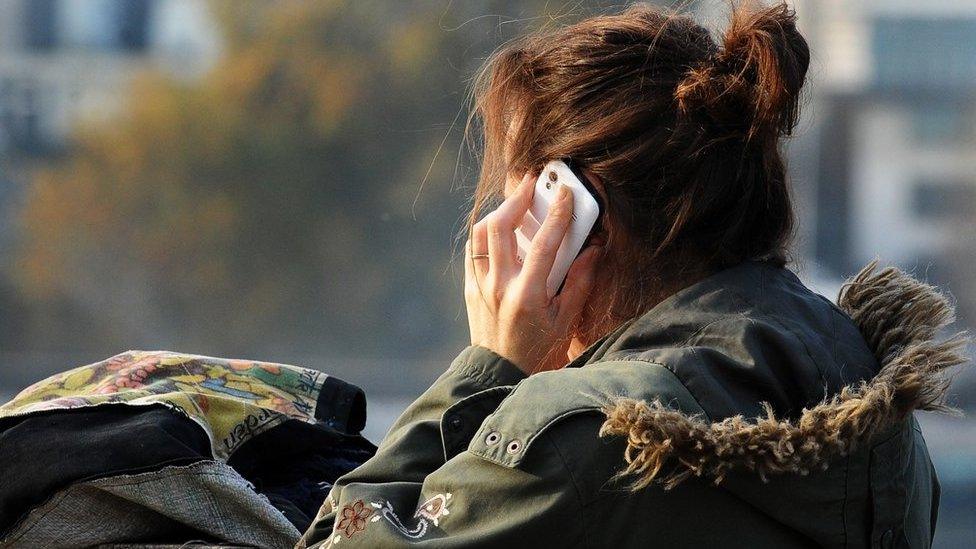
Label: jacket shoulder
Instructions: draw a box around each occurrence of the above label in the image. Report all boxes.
[466,359,705,469]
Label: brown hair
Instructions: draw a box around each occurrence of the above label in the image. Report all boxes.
[466,1,810,329]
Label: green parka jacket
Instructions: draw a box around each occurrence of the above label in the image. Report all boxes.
[299,261,966,548]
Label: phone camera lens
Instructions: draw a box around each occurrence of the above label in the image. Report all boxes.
[545,181,551,190]
[548,170,558,182]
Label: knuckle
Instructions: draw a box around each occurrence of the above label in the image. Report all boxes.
[505,283,531,309]
[509,293,529,310]
[509,298,533,318]
[489,214,515,236]
[531,235,557,255]
[546,204,570,224]
[485,213,503,233]
[473,218,488,233]
[547,194,566,212]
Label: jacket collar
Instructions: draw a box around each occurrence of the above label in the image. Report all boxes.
[568,260,776,369]
[594,261,969,488]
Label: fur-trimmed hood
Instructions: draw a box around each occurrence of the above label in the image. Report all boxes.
[598,262,970,490]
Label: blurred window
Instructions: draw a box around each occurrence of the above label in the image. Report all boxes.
[0,79,42,153]
[116,0,152,51]
[873,18,976,90]
[22,0,153,53]
[23,0,58,52]
[61,0,118,50]
[910,103,972,145]
[911,179,976,221]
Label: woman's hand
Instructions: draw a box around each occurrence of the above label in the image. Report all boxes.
[464,172,602,375]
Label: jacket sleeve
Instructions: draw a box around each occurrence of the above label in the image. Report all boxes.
[361,345,526,482]
[298,346,587,548]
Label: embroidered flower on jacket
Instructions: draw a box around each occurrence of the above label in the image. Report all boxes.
[336,500,374,538]
[416,493,452,527]
[370,492,453,539]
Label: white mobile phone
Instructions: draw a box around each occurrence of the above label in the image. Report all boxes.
[514,160,602,298]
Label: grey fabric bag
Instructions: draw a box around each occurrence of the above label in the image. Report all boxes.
[2,461,300,549]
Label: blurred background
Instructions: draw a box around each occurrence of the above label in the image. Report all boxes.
[0,0,972,545]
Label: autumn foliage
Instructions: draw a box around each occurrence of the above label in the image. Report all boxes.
[13,1,530,357]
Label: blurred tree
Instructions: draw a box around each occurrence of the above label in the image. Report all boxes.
[12,0,556,359]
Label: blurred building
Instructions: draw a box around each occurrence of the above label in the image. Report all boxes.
[794,0,976,278]
[0,0,221,287]
[0,0,220,157]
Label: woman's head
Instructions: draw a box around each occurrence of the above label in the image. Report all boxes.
[467,1,810,335]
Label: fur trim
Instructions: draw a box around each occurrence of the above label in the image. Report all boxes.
[599,261,970,490]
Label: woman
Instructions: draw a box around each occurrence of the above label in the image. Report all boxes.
[300,2,965,548]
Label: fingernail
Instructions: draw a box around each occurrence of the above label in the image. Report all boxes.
[559,185,571,200]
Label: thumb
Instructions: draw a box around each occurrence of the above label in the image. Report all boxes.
[554,245,602,325]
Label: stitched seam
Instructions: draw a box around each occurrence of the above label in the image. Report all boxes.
[470,407,603,468]
[2,482,78,543]
[470,360,709,466]
[754,272,827,386]
[679,313,744,348]
[630,270,831,398]
[464,447,510,468]
[440,387,511,461]
[545,430,590,549]
[686,290,832,400]
[829,304,841,377]
[452,361,519,388]
[2,463,245,543]
[452,363,494,385]
[515,408,603,466]
[442,387,510,417]
[90,469,240,489]
[603,357,711,419]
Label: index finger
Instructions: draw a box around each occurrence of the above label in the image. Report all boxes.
[519,184,574,296]
[494,172,535,228]
[486,172,536,278]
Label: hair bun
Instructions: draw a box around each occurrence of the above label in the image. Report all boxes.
[675,2,810,140]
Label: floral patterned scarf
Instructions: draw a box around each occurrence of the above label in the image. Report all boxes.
[0,350,332,460]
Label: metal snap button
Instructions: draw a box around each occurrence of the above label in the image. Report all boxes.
[447,414,464,432]
[506,439,522,454]
[485,431,501,445]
